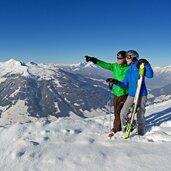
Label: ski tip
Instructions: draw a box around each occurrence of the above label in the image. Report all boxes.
[124,132,129,139]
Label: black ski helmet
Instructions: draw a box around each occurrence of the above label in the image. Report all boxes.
[126,50,139,58]
[117,50,126,59]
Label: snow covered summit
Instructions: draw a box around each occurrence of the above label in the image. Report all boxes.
[0,59,109,124]
[0,59,29,77]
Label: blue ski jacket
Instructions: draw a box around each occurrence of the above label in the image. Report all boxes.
[118,61,153,97]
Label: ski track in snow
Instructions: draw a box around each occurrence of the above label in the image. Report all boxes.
[0,100,171,170]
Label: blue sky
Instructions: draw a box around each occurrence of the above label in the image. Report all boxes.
[0,0,171,66]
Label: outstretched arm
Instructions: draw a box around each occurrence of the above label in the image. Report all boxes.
[85,56,97,64]
[85,56,115,71]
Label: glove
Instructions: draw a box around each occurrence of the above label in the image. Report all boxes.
[106,78,119,84]
[84,56,97,64]
[137,58,149,69]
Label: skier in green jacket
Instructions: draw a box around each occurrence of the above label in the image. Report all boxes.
[85,51,130,134]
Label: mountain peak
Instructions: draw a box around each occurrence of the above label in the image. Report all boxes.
[5,58,26,66]
[0,59,28,77]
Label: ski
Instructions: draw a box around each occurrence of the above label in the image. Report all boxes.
[124,63,145,139]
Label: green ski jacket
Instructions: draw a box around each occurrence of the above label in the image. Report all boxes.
[96,59,130,96]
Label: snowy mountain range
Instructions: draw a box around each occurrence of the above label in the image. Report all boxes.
[149,65,171,88]
[0,59,171,124]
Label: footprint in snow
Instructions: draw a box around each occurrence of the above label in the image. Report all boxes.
[87,137,95,143]
[29,141,40,146]
[77,136,95,144]
[74,128,82,134]
[43,136,50,141]
[40,130,50,135]
[61,128,82,135]
[11,149,26,159]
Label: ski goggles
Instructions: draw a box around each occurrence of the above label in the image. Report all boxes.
[117,53,125,59]
[126,55,132,59]
[117,57,124,60]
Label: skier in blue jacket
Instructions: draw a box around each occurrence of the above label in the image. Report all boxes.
[107,50,153,135]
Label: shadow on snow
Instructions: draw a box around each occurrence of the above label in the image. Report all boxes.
[145,107,171,130]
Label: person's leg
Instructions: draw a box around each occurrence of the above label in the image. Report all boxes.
[120,96,134,131]
[113,95,127,133]
[137,96,147,135]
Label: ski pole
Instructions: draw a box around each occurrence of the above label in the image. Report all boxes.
[106,81,114,132]
[101,81,113,134]
[107,80,114,131]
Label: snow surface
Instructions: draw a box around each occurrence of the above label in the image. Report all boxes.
[1,100,171,171]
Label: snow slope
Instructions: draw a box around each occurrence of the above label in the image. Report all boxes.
[0,100,171,171]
